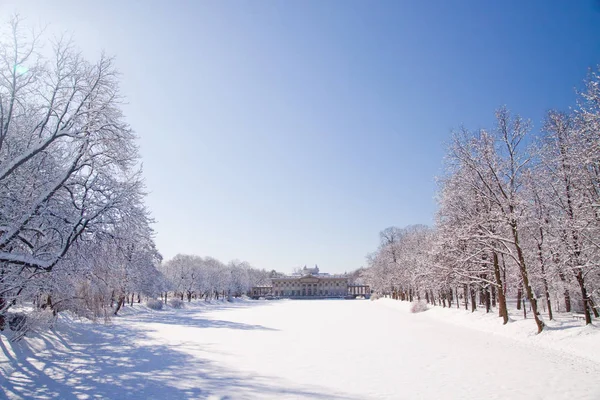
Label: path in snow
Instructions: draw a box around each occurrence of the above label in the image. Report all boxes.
[1,299,599,399]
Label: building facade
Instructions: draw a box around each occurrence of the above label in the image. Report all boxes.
[250,265,369,299]
[272,273,348,298]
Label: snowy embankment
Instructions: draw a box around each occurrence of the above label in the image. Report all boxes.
[2,298,600,399]
[377,297,600,364]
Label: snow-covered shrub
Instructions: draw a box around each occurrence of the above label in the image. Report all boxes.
[8,309,55,342]
[168,298,184,309]
[8,313,27,332]
[370,293,381,301]
[410,301,428,313]
[146,299,164,310]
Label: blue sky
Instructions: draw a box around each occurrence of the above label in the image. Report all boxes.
[2,1,600,273]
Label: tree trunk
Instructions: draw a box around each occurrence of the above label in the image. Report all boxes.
[537,239,553,320]
[479,284,484,305]
[553,254,572,312]
[560,277,571,312]
[0,295,5,331]
[456,287,460,309]
[589,297,600,318]
[512,223,544,333]
[493,252,509,324]
[542,276,553,321]
[575,268,593,324]
[470,286,477,312]
[464,284,469,310]
[114,296,125,315]
[516,284,523,310]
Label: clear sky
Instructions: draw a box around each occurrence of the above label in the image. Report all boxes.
[2,1,600,273]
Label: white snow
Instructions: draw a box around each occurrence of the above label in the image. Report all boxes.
[1,298,599,399]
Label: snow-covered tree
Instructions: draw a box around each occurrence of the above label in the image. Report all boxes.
[0,18,159,329]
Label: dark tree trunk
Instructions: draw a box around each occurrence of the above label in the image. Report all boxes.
[44,295,53,309]
[114,296,125,315]
[537,239,553,320]
[558,270,571,312]
[0,295,5,331]
[479,284,484,305]
[470,286,477,312]
[456,287,460,309]
[516,284,523,310]
[491,285,496,308]
[512,222,544,333]
[464,284,469,310]
[492,252,509,324]
[543,282,553,320]
[589,298,600,318]
[575,269,593,325]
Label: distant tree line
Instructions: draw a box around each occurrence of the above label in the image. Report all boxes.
[159,254,272,303]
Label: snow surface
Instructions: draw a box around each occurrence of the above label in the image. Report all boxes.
[1,298,599,399]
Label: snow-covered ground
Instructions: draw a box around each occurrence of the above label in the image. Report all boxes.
[1,298,599,399]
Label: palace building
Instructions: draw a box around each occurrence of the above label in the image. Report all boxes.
[250,265,370,299]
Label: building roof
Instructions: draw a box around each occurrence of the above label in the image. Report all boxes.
[271,273,348,281]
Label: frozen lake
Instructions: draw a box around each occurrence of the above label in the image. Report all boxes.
[2,299,599,399]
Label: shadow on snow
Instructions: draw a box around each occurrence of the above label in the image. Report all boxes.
[0,301,356,400]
